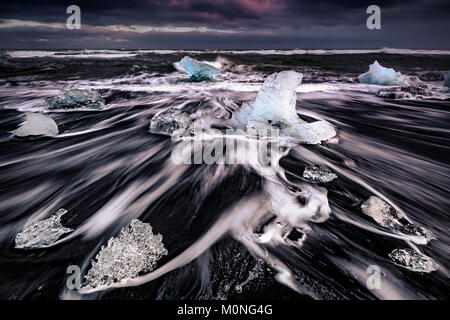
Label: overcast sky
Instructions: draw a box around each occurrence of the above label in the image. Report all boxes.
[1,0,449,49]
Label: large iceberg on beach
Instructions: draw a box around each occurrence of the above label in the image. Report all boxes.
[178,56,221,82]
[234,71,336,144]
[13,112,59,137]
[46,89,105,110]
[358,61,409,86]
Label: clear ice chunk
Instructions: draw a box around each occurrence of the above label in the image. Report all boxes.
[46,89,105,110]
[234,71,336,144]
[13,112,59,137]
[303,165,338,183]
[83,219,168,289]
[389,248,438,273]
[149,108,193,136]
[358,61,409,86]
[361,196,433,240]
[15,208,72,249]
[178,56,221,82]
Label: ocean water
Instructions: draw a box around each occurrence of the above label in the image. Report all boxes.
[0,49,449,300]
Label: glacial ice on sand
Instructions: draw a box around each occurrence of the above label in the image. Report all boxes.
[376,85,431,99]
[214,56,251,73]
[234,71,336,144]
[46,89,105,110]
[149,108,194,135]
[303,165,338,183]
[444,73,450,87]
[358,61,409,86]
[361,196,433,240]
[389,248,438,273]
[15,208,72,249]
[13,112,59,137]
[83,219,168,289]
[178,56,221,82]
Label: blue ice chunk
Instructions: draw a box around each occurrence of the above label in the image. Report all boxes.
[358,61,409,86]
[444,73,450,87]
[179,56,221,82]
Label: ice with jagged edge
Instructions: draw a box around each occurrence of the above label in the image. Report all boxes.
[389,248,438,273]
[149,108,193,136]
[15,208,72,249]
[233,71,336,144]
[46,89,105,110]
[358,61,409,86]
[361,196,433,240]
[178,56,221,82]
[303,165,338,183]
[83,219,168,289]
[13,112,58,137]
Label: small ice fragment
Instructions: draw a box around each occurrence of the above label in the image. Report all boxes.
[234,71,336,144]
[46,89,105,110]
[358,61,409,86]
[376,90,411,99]
[389,248,438,273]
[444,73,450,87]
[178,56,221,82]
[282,120,336,144]
[376,85,431,99]
[303,165,338,183]
[83,219,168,289]
[361,196,433,240]
[13,112,58,137]
[214,56,251,73]
[15,208,72,249]
[149,108,193,136]
[361,196,402,228]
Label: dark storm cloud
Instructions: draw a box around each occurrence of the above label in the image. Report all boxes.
[0,0,449,48]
